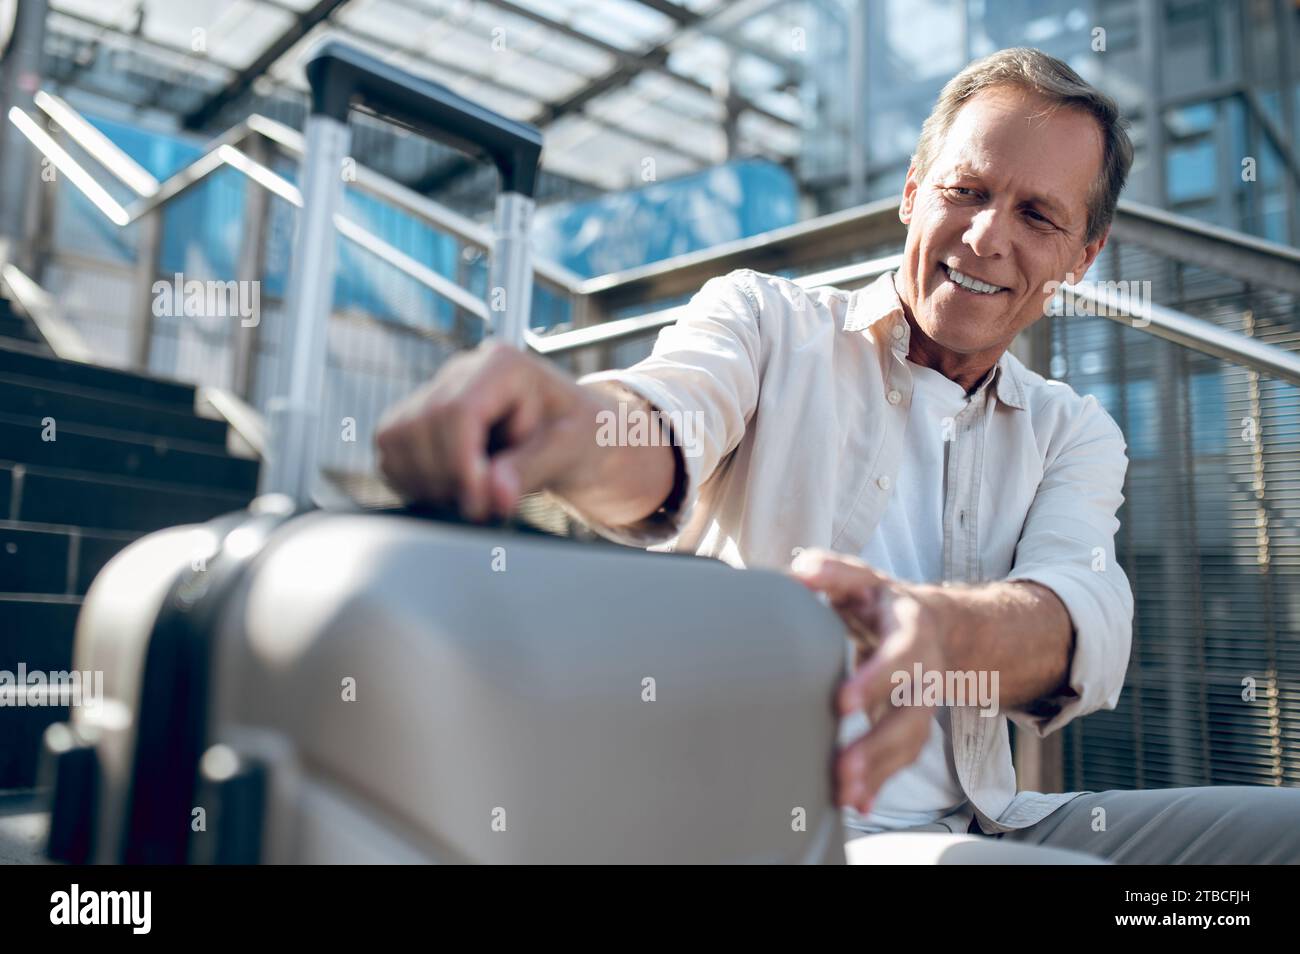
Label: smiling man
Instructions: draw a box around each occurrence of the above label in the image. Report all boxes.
[376,48,1300,863]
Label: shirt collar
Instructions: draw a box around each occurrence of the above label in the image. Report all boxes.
[844,270,1027,412]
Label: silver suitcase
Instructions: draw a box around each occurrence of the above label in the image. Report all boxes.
[40,41,847,865]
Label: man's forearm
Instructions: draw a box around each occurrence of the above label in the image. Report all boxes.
[552,382,679,527]
[913,580,1075,711]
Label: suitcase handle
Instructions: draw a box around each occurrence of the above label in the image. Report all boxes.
[304,40,543,197]
[265,41,542,505]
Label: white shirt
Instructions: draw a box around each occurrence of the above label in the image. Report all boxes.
[574,268,1134,834]
[843,359,974,833]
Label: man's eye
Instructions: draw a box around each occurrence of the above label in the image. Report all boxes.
[950,187,979,197]
[1025,209,1055,227]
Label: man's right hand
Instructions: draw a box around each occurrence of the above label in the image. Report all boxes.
[375,342,677,526]
[376,342,596,521]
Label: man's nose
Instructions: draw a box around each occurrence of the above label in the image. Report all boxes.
[962,207,1012,258]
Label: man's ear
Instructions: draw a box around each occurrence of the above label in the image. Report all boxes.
[900,160,921,225]
[1070,226,1109,279]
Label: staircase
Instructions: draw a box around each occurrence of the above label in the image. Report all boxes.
[0,293,260,790]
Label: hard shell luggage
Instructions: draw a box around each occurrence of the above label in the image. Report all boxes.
[39,41,848,865]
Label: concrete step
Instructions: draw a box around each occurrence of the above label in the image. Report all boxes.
[0,594,79,671]
[0,312,41,346]
[0,594,80,789]
[0,704,68,792]
[0,340,195,410]
[0,791,50,863]
[0,373,231,447]
[2,461,253,535]
[0,520,138,595]
[0,413,258,495]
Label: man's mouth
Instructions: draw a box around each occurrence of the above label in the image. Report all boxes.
[939,262,1008,296]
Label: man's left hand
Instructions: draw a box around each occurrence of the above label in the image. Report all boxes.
[790,549,952,817]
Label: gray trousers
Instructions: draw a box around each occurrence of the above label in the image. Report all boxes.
[844,786,1300,864]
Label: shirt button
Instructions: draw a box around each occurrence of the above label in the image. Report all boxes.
[891,324,904,340]
[877,475,892,490]
[887,389,901,404]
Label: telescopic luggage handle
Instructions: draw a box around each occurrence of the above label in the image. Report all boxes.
[304,41,543,199]
[263,40,544,507]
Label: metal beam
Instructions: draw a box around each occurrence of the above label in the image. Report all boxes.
[222,0,738,193]
[1139,0,1166,207]
[473,0,796,127]
[1242,86,1300,192]
[321,9,718,177]
[49,0,137,91]
[48,7,235,71]
[505,9,792,129]
[412,0,796,195]
[0,0,47,254]
[409,48,721,193]
[1275,0,1300,244]
[629,0,801,80]
[46,7,312,118]
[1111,200,1300,296]
[182,0,349,130]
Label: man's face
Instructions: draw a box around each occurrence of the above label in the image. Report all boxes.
[897,85,1108,371]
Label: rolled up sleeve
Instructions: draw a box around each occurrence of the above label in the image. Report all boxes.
[562,269,764,548]
[1003,394,1134,738]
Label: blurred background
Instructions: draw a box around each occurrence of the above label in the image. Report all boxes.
[0,0,1296,802]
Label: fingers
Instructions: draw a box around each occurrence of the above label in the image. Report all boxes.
[836,706,932,813]
[790,548,903,660]
[374,341,597,520]
[832,589,951,812]
[488,421,579,511]
[790,548,891,602]
[837,597,931,716]
[375,343,550,518]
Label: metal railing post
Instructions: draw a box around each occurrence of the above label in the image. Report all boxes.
[261,113,350,506]
[130,209,162,372]
[488,191,534,348]
[568,291,606,377]
[231,136,271,400]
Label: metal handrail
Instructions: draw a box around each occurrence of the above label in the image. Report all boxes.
[532,253,905,356]
[1111,201,1300,295]
[9,102,504,341]
[574,196,907,309]
[0,258,94,363]
[10,104,265,226]
[574,196,1300,309]
[1060,282,1300,387]
[538,254,1300,390]
[11,93,1300,387]
[33,90,160,198]
[16,93,581,360]
[30,92,584,295]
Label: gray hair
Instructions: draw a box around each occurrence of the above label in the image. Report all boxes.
[912,47,1133,244]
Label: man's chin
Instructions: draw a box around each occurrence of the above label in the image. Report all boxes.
[914,319,1006,357]
[909,327,998,361]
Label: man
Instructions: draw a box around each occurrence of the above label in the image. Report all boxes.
[376,48,1300,863]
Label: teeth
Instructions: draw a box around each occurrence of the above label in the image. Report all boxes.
[947,267,1002,294]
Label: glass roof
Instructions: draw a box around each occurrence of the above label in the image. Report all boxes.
[46,0,804,193]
